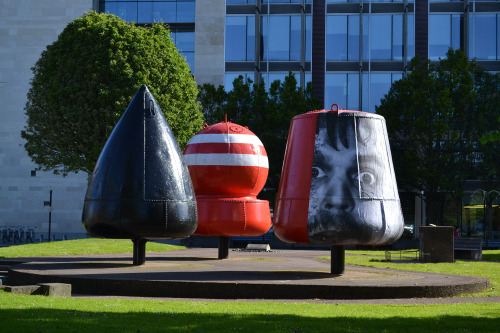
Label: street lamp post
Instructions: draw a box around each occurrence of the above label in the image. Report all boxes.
[421,190,424,227]
[43,189,53,242]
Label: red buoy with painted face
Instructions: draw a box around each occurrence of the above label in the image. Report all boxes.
[184,119,271,236]
[274,104,404,246]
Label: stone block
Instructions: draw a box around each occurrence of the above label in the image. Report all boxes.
[4,285,40,295]
[38,283,72,297]
[246,244,271,252]
[419,226,454,263]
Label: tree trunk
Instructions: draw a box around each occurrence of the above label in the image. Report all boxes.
[426,191,442,226]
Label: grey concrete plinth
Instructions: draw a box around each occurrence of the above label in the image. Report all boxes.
[5,248,489,300]
[38,283,72,297]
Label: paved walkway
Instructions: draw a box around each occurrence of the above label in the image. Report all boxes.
[2,247,494,302]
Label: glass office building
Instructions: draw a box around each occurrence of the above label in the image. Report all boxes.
[224,0,500,112]
[100,0,500,113]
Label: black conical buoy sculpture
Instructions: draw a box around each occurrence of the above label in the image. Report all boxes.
[82,85,198,265]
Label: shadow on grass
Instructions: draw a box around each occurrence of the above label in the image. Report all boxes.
[0,308,498,333]
[483,253,500,262]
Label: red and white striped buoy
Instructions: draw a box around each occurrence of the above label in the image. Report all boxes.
[184,119,271,236]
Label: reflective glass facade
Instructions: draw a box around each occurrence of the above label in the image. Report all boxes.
[100,0,195,23]
[99,0,500,113]
[429,14,461,60]
[225,16,255,61]
[225,0,500,113]
[470,13,500,60]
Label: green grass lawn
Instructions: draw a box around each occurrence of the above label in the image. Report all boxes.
[0,291,498,333]
[319,250,500,297]
[0,240,499,332]
[328,249,500,298]
[0,238,184,257]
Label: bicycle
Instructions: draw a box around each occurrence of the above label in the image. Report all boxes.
[25,226,36,243]
[0,226,6,243]
[1,226,13,243]
[13,226,24,243]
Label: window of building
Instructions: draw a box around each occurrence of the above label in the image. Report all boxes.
[407,14,415,61]
[367,15,391,60]
[326,15,360,61]
[362,14,404,61]
[429,14,461,60]
[393,14,403,60]
[325,73,359,110]
[261,14,311,62]
[290,16,302,61]
[306,15,312,61]
[226,16,255,61]
[227,0,253,3]
[172,29,194,71]
[362,73,402,113]
[327,0,408,2]
[102,0,195,24]
[269,16,291,61]
[137,1,175,23]
[227,1,299,3]
[103,1,137,22]
[176,0,195,22]
[264,0,312,3]
[469,14,499,60]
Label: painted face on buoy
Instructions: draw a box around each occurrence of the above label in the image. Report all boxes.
[307,112,398,244]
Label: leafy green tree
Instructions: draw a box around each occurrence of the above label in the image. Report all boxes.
[474,70,500,238]
[377,55,454,225]
[436,50,481,229]
[377,49,500,227]
[262,74,321,187]
[197,83,226,125]
[22,11,203,176]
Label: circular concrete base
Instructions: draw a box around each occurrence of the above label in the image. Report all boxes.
[5,248,489,300]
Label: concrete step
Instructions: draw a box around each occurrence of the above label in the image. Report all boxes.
[3,283,71,297]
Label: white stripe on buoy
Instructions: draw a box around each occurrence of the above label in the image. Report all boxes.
[184,153,269,168]
[187,134,264,146]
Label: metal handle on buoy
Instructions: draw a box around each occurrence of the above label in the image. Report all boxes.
[331,104,339,112]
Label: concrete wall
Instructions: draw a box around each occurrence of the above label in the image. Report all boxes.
[0,0,94,239]
[194,0,225,87]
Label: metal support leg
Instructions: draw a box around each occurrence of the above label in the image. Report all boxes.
[132,238,148,265]
[331,245,345,275]
[218,236,229,259]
